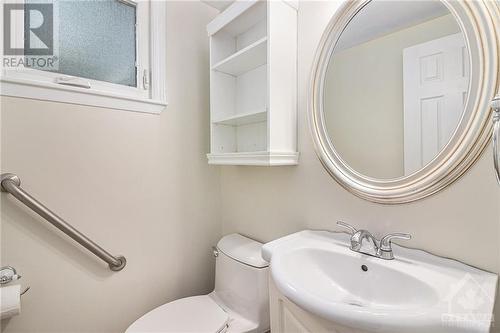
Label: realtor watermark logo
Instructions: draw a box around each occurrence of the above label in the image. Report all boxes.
[3,2,58,69]
[441,273,495,330]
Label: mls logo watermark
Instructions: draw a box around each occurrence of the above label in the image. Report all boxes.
[441,273,495,330]
[3,2,58,69]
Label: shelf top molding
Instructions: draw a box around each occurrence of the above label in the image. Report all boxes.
[207,1,298,37]
[207,151,299,166]
[207,0,261,36]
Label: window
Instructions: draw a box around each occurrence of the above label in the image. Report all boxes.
[0,0,167,113]
[44,0,138,87]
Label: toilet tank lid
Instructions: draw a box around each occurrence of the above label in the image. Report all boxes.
[217,234,269,268]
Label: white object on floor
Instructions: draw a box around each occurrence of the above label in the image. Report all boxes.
[125,234,269,333]
[0,285,21,320]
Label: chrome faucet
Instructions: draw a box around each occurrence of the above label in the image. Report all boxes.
[336,221,411,260]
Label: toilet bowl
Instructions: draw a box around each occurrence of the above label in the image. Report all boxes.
[126,234,269,333]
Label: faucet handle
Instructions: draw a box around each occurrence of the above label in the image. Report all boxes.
[336,221,358,235]
[378,233,411,260]
[380,233,411,250]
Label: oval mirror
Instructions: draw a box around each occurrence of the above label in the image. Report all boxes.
[310,0,499,203]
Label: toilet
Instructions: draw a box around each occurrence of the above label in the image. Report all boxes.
[126,234,269,333]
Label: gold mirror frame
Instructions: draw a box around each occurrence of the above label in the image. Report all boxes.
[309,0,500,204]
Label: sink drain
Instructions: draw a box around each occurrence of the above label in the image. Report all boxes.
[361,265,368,272]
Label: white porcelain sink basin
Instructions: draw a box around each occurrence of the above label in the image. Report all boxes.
[262,231,497,333]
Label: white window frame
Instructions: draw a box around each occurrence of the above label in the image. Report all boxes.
[0,0,167,114]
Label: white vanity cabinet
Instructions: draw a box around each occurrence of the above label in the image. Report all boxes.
[206,0,299,166]
[269,280,371,333]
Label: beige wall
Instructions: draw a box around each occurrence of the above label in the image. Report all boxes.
[219,1,500,330]
[324,14,461,179]
[1,2,221,333]
[1,1,499,333]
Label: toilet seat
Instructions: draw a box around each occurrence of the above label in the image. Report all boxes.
[126,295,229,333]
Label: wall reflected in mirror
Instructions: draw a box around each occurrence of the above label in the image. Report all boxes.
[324,0,469,179]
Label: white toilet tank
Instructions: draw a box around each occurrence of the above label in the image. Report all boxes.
[212,234,269,333]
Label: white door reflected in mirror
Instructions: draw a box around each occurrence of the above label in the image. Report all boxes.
[323,0,469,179]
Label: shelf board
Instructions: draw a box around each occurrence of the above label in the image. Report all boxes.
[207,151,299,166]
[212,109,267,126]
[212,37,267,76]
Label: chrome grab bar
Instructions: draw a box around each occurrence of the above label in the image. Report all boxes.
[492,95,500,185]
[1,173,126,271]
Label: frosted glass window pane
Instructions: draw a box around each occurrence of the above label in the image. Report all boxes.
[39,0,137,87]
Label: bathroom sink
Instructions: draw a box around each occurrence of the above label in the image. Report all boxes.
[262,231,497,333]
[278,247,439,309]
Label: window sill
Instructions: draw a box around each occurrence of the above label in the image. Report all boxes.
[1,76,167,114]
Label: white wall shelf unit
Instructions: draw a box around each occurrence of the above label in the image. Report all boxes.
[207,0,298,166]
